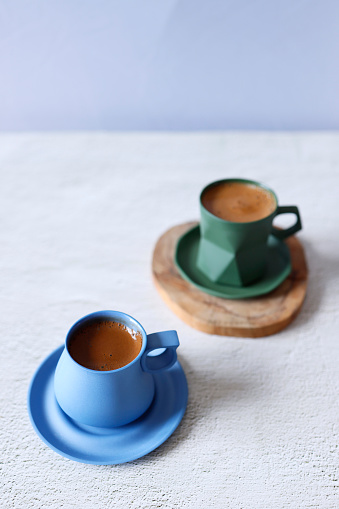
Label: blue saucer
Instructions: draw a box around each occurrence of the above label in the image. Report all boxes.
[27,346,188,465]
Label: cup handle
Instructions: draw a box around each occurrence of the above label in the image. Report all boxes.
[271,205,302,240]
[141,330,179,373]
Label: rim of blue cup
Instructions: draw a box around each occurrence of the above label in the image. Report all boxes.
[65,310,147,374]
[200,178,279,224]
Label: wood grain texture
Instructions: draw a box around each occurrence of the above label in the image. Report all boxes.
[152,222,308,338]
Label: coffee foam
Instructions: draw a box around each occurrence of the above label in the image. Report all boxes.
[202,181,276,223]
[68,319,143,371]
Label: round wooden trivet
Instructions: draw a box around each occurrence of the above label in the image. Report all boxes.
[152,222,308,338]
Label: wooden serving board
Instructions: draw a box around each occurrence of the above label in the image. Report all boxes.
[152,222,308,338]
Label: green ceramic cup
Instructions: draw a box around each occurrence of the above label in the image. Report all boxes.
[196,178,302,287]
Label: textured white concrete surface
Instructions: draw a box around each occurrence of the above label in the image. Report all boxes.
[1,132,338,508]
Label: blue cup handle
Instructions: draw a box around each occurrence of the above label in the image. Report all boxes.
[141,330,179,373]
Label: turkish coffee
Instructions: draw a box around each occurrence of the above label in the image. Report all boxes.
[68,319,143,371]
[202,181,276,223]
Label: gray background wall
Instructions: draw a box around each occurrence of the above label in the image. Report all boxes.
[0,0,338,131]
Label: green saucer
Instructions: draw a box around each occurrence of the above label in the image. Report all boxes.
[175,225,291,299]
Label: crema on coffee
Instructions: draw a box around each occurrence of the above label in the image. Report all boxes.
[201,181,276,223]
[68,320,143,371]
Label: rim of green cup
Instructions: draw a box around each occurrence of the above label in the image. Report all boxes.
[199,178,279,225]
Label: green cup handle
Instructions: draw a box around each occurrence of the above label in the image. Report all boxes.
[271,205,302,240]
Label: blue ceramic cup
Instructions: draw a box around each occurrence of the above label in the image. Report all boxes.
[54,310,179,428]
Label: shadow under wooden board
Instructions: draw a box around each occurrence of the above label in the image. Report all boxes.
[152,222,308,338]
